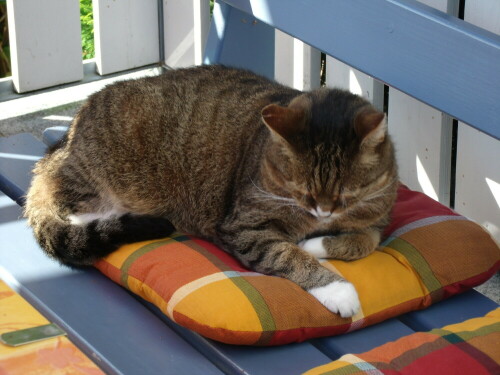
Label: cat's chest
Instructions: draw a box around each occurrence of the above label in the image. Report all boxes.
[297,211,344,238]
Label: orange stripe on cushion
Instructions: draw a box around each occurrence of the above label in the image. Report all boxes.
[126,240,222,297]
[399,220,500,286]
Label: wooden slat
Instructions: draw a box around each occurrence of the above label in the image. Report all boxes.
[204,2,275,80]
[311,319,415,359]
[6,0,83,93]
[399,290,499,331]
[0,133,45,205]
[274,30,320,90]
[163,0,210,68]
[219,0,500,140]
[455,0,500,242]
[146,304,335,375]
[93,0,160,75]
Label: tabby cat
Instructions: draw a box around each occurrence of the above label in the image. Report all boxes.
[25,65,398,317]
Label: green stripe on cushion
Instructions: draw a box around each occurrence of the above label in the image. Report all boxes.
[229,276,276,343]
[432,321,500,343]
[385,237,442,295]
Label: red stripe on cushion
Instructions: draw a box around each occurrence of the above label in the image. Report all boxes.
[173,310,263,345]
[440,261,500,300]
[384,185,460,237]
[403,344,494,375]
[191,237,250,272]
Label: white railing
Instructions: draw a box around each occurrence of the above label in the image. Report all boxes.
[1,0,499,241]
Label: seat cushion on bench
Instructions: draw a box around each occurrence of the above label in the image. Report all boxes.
[302,307,500,375]
[94,185,500,346]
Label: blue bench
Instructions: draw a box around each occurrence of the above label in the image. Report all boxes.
[1,1,498,373]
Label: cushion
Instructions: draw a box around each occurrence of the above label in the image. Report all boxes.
[302,308,500,375]
[94,185,500,345]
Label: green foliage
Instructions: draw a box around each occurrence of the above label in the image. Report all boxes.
[0,0,10,78]
[80,0,94,60]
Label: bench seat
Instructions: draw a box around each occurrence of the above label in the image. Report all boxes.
[0,132,497,374]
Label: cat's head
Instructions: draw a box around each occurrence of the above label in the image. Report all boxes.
[260,88,397,219]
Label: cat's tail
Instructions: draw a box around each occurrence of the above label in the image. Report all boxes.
[24,171,175,267]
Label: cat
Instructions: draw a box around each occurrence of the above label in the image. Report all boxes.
[24,65,398,318]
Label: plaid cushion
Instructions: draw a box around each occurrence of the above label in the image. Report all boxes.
[303,308,500,374]
[94,185,500,345]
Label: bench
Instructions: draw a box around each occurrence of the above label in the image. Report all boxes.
[1,0,499,374]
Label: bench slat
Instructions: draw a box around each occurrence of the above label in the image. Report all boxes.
[311,318,416,359]
[144,301,334,375]
[399,290,499,332]
[0,133,45,205]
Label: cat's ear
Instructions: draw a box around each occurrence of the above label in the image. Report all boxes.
[261,95,310,144]
[354,107,386,146]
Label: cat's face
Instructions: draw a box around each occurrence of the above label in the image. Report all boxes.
[261,89,397,220]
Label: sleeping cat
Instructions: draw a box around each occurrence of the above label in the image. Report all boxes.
[25,65,398,318]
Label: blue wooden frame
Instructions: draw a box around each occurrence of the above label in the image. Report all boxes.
[206,0,500,140]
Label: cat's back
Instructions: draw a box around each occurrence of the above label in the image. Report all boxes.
[61,66,297,235]
[71,65,293,147]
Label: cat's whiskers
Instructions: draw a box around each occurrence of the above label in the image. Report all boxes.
[250,178,306,212]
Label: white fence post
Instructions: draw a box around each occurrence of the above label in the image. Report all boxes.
[163,0,210,68]
[274,30,320,91]
[325,58,384,111]
[387,0,457,204]
[93,0,160,75]
[6,0,83,93]
[455,0,500,241]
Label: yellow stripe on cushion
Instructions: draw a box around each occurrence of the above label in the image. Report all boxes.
[103,239,160,268]
[166,272,229,320]
[329,250,428,317]
[174,278,263,332]
[442,308,500,333]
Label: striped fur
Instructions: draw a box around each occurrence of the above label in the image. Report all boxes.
[24,65,398,315]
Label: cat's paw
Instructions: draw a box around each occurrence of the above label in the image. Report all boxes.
[308,281,360,318]
[298,236,328,258]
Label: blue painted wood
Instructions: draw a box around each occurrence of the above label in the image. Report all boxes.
[0,203,224,375]
[399,290,499,332]
[142,299,334,375]
[42,125,68,146]
[204,1,275,80]
[0,133,45,205]
[311,319,416,359]
[217,0,500,140]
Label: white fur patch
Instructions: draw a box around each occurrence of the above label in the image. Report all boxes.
[298,237,328,258]
[308,281,360,318]
[68,208,124,225]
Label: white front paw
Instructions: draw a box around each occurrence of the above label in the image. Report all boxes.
[308,281,360,318]
[298,236,328,258]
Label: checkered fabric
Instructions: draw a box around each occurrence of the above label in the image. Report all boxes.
[94,185,500,345]
[303,308,500,375]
